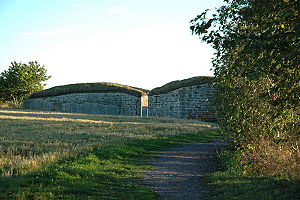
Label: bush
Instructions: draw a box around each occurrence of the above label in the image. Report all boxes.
[191,0,300,178]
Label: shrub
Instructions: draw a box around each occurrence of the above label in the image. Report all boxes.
[191,0,300,177]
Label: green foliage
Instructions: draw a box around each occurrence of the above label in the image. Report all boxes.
[190,0,299,177]
[29,82,149,99]
[0,61,51,102]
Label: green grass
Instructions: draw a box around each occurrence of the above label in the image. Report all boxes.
[0,130,221,199]
[0,108,216,176]
[0,108,221,199]
[3,109,297,199]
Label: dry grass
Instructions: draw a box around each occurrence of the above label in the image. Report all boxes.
[149,76,214,95]
[0,100,22,109]
[243,137,300,178]
[0,108,217,177]
[28,82,149,99]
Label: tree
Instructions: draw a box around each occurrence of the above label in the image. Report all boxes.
[0,61,51,103]
[190,0,299,176]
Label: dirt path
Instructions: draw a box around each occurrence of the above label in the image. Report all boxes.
[143,140,225,200]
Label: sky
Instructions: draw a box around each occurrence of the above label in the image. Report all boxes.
[0,0,224,90]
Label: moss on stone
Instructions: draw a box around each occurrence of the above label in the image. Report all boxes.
[149,76,214,95]
[28,82,149,99]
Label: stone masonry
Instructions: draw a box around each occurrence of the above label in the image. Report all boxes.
[148,84,216,121]
[23,77,216,120]
[23,92,147,116]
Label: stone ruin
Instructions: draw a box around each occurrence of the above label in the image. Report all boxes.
[24,76,216,121]
[23,82,148,117]
[148,76,216,121]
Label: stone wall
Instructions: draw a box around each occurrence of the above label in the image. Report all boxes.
[23,92,145,116]
[23,78,216,119]
[148,84,216,121]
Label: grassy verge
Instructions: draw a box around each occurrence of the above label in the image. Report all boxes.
[204,147,300,200]
[0,130,221,199]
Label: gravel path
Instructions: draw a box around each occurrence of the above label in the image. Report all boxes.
[143,140,225,200]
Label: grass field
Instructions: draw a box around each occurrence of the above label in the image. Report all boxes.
[1,108,299,199]
[0,108,221,199]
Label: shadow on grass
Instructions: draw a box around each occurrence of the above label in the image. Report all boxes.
[0,130,222,200]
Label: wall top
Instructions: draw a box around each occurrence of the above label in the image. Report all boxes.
[149,76,215,96]
[28,82,149,99]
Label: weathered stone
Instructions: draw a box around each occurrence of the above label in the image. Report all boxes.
[23,78,216,120]
[148,84,216,121]
[24,93,148,117]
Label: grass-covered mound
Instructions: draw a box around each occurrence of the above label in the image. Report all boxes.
[28,82,149,99]
[149,76,214,95]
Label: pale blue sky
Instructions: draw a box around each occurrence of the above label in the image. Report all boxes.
[0,0,224,89]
